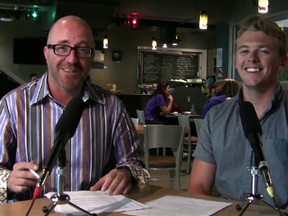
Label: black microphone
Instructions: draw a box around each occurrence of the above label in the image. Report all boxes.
[239,101,274,198]
[35,96,85,194]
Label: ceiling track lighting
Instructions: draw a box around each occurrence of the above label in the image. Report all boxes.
[258,0,269,13]
[103,35,108,49]
[199,10,208,30]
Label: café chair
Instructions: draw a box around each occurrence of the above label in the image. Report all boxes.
[194,118,203,137]
[177,114,198,174]
[143,125,185,190]
[136,109,145,125]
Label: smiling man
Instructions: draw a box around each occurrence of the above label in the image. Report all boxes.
[189,15,288,209]
[0,16,149,203]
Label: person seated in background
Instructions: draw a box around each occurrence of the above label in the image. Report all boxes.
[205,75,217,98]
[144,81,175,124]
[189,15,288,209]
[201,78,239,118]
[29,73,39,82]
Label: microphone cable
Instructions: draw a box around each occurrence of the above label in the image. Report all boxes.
[25,187,43,216]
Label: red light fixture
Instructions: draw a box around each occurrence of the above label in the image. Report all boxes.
[131,17,139,28]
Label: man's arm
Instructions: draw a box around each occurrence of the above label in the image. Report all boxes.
[160,95,174,114]
[189,159,216,195]
[90,98,150,195]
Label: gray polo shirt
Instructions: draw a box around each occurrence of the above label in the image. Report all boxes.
[193,84,288,208]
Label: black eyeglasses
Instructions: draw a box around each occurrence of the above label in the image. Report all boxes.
[47,44,94,58]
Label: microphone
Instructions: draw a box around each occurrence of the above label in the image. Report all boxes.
[239,101,274,198]
[34,96,85,197]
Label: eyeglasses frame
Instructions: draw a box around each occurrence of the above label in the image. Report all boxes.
[47,44,94,58]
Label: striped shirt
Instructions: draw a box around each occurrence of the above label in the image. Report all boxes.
[0,73,149,201]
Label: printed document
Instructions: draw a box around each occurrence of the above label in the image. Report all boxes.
[125,195,232,216]
[45,190,149,215]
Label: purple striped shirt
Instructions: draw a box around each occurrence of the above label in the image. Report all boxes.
[0,73,149,201]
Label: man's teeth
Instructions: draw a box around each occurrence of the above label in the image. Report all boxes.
[246,68,259,72]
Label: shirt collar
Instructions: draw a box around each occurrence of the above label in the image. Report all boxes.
[237,84,284,119]
[30,72,105,106]
[30,72,50,106]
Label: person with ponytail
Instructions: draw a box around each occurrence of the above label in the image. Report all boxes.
[145,81,174,124]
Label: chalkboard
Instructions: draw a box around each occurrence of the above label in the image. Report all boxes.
[140,51,200,83]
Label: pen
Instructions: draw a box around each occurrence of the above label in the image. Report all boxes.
[29,169,40,179]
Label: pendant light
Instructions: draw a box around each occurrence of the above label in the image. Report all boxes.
[258,0,269,13]
[199,11,208,30]
[103,35,108,49]
[152,37,157,50]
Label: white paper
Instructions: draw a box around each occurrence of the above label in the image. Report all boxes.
[125,195,232,216]
[45,190,149,215]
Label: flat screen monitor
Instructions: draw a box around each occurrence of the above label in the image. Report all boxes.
[13,37,47,65]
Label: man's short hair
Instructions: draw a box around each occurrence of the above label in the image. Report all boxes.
[237,15,287,58]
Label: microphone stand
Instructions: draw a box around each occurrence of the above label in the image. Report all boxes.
[42,148,97,216]
[235,150,286,216]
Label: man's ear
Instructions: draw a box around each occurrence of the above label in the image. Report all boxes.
[43,46,49,62]
[279,55,288,72]
[281,55,288,67]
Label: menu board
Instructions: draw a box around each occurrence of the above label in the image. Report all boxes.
[140,51,200,83]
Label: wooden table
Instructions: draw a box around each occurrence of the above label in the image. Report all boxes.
[0,185,285,216]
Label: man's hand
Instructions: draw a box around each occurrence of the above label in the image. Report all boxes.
[7,162,39,193]
[90,168,133,195]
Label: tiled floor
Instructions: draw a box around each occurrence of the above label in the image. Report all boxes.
[147,157,221,199]
[147,158,191,192]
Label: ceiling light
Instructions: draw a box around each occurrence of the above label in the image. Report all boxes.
[152,37,157,50]
[172,35,179,46]
[199,11,208,30]
[26,8,39,21]
[0,16,13,22]
[258,0,269,13]
[31,10,39,20]
[103,35,108,49]
[159,26,181,46]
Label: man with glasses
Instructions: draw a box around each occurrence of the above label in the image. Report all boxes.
[0,15,149,203]
[46,44,94,58]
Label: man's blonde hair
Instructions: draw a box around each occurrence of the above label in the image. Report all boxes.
[237,15,287,58]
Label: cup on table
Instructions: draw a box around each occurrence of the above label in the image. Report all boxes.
[131,118,139,126]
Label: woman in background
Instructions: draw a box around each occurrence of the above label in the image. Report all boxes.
[201,79,239,118]
[145,81,174,124]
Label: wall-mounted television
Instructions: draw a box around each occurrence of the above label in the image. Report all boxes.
[13,37,47,65]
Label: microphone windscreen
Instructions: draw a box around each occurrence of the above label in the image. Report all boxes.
[55,96,85,138]
[239,101,262,136]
